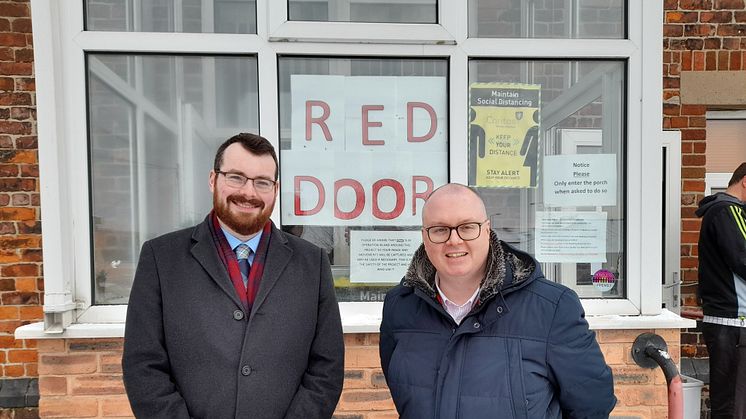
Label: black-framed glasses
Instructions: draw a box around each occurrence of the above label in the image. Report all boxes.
[423,220,488,244]
[216,170,276,192]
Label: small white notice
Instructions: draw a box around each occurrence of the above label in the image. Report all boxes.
[543,154,617,207]
[535,211,607,263]
[350,230,422,283]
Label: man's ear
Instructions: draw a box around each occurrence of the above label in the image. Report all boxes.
[209,170,217,193]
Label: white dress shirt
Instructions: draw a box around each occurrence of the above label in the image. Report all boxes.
[435,273,481,325]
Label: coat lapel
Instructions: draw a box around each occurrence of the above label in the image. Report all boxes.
[190,218,244,309]
[250,224,292,317]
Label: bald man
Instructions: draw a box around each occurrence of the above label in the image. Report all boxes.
[379,183,616,419]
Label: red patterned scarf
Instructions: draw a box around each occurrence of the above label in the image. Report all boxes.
[209,211,272,312]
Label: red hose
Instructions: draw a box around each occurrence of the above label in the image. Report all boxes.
[668,374,684,419]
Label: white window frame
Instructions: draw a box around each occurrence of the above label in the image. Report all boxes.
[705,173,731,196]
[31,0,663,332]
[662,130,681,314]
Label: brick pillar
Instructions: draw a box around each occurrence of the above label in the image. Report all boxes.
[0,0,40,379]
[602,328,682,418]
[335,333,397,418]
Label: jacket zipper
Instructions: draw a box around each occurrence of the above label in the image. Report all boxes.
[434,323,458,418]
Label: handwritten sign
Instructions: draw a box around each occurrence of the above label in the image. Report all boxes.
[282,74,448,226]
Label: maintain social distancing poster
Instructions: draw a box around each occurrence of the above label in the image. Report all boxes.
[469,82,541,188]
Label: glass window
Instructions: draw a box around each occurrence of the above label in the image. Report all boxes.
[88,54,259,304]
[278,57,448,302]
[705,118,746,173]
[289,0,437,23]
[85,0,257,33]
[469,60,626,298]
[468,0,624,39]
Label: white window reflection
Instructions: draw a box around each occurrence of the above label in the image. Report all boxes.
[88,54,258,304]
[85,0,256,33]
[468,0,624,39]
[469,60,626,298]
[278,57,448,302]
[289,0,437,23]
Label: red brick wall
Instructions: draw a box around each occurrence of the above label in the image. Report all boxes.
[663,0,746,358]
[36,330,678,419]
[0,0,41,385]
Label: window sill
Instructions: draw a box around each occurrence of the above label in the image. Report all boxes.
[15,308,695,339]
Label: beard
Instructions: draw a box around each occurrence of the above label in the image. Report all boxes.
[213,190,274,236]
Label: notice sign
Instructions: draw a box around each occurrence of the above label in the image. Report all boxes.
[350,230,422,283]
[543,154,617,207]
[469,82,541,188]
[282,75,448,226]
[535,211,607,263]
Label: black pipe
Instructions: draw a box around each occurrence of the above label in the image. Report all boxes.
[643,345,679,385]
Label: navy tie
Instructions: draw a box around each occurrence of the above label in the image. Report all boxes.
[235,244,251,286]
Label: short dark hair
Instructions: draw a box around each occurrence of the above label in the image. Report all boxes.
[213,133,278,180]
[728,162,746,187]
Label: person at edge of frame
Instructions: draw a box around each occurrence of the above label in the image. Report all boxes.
[696,161,746,419]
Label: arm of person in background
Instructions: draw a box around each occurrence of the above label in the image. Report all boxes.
[715,204,746,282]
[122,241,191,419]
[284,250,345,419]
[547,288,617,419]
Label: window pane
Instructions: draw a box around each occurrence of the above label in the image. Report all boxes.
[468,0,624,39]
[85,0,257,33]
[278,57,448,302]
[469,60,626,298]
[88,54,258,304]
[705,119,746,173]
[289,0,437,23]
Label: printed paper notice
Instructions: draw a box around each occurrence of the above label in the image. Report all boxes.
[535,211,607,263]
[543,154,617,207]
[350,230,422,283]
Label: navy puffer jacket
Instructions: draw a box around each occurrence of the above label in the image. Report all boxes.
[380,231,616,418]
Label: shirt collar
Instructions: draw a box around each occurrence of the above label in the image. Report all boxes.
[221,226,262,254]
[435,272,481,309]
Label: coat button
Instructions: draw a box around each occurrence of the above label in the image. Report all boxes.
[241,365,252,376]
[233,310,245,320]
[496,306,503,314]
[473,322,481,329]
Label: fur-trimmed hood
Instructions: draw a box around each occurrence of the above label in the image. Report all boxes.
[402,229,538,306]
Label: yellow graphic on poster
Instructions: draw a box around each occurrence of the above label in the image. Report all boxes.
[469,82,541,188]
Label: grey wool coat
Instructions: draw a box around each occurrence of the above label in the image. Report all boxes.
[122,217,345,419]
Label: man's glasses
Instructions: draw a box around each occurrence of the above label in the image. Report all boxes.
[423,220,488,244]
[216,170,276,193]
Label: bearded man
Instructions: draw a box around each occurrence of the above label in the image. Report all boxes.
[123,133,344,419]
